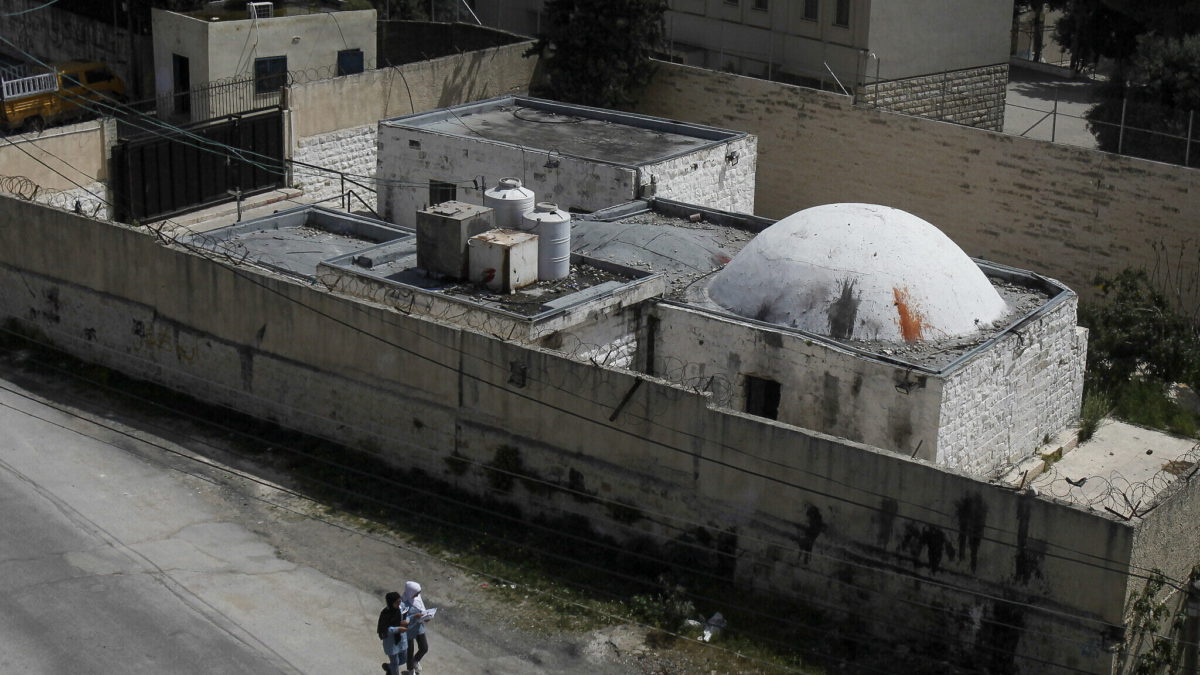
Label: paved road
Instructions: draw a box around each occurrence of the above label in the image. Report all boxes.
[0,372,634,674]
[1004,63,1101,149]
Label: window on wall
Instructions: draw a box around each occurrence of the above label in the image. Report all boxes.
[336,48,364,76]
[834,0,850,27]
[429,180,456,206]
[752,0,768,10]
[253,56,287,94]
[802,0,818,21]
[723,0,738,5]
[744,375,781,420]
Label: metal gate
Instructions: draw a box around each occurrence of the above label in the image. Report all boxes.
[112,107,284,223]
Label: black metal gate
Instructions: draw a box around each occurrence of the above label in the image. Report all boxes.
[112,107,284,223]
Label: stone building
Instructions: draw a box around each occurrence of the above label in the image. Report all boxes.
[469,0,1012,129]
[375,95,757,225]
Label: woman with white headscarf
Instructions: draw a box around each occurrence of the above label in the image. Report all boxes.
[402,581,430,674]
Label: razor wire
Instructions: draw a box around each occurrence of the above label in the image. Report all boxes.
[1031,442,1200,520]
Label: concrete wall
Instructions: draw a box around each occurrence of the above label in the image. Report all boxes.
[286,42,539,206]
[377,20,530,67]
[631,62,1200,305]
[0,195,1163,671]
[867,0,1012,80]
[937,297,1087,475]
[0,118,115,194]
[642,135,757,214]
[376,126,640,224]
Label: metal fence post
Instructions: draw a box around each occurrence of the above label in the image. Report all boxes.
[1187,110,1194,167]
[1118,93,1128,154]
[1051,88,1058,143]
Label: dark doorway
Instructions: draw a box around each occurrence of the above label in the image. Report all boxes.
[172,54,190,114]
[745,375,781,420]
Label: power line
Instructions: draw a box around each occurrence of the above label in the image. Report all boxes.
[1,0,63,17]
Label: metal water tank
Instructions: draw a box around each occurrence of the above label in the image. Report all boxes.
[522,202,571,280]
[483,177,535,229]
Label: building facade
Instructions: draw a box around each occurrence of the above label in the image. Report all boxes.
[471,0,1012,129]
[150,4,376,121]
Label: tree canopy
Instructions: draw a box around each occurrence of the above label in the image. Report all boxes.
[525,0,668,108]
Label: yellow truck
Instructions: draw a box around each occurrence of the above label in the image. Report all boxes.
[1,61,126,133]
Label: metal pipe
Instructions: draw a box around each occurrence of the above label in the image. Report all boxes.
[824,61,848,97]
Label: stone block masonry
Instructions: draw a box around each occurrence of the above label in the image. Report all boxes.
[858,64,1009,131]
[293,125,379,210]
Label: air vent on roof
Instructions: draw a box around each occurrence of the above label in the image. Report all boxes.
[248,2,274,19]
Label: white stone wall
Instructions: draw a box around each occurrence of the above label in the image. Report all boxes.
[857,64,1009,131]
[641,135,757,215]
[293,124,379,210]
[376,125,640,225]
[937,295,1087,475]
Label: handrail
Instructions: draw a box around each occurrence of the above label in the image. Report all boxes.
[345,189,379,218]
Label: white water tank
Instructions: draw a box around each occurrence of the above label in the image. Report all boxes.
[522,202,571,280]
[483,177,535,229]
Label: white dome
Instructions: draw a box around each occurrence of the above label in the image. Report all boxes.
[707,203,1007,342]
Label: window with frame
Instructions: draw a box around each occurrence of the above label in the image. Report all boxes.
[254,55,287,94]
[802,0,818,21]
[336,48,364,76]
[429,180,456,206]
[744,375,781,420]
[723,0,738,5]
[834,0,850,27]
[752,0,768,10]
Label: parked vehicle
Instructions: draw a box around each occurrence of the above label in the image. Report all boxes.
[1,61,125,133]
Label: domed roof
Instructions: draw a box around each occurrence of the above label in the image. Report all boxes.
[707,203,1007,342]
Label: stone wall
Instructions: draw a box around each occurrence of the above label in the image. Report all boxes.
[858,63,1009,131]
[643,135,757,215]
[631,61,1200,306]
[292,125,379,209]
[0,119,115,194]
[937,295,1088,475]
[0,195,1151,673]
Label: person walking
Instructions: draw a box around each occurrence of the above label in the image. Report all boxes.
[377,591,410,675]
[403,581,430,674]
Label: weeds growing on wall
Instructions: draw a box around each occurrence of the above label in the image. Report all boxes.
[1078,268,1200,440]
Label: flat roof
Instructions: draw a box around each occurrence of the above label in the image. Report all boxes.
[579,198,1069,374]
[1026,421,1199,519]
[183,206,409,280]
[382,96,746,166]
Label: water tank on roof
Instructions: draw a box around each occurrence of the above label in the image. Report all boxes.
[522,202,571,280]
[483,177,535,229]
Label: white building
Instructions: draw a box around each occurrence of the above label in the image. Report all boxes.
[150,3,376,121]
[376,95,757,225]
[471,0,1013,129]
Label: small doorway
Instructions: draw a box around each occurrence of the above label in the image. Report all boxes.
[172,54,191,115]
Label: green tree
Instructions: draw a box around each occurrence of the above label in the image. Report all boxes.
[1085,34,1200,164]
[1079,268,1200,391]
[526,0,668,108]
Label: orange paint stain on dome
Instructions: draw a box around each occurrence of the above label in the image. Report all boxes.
[893,286,928,342]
